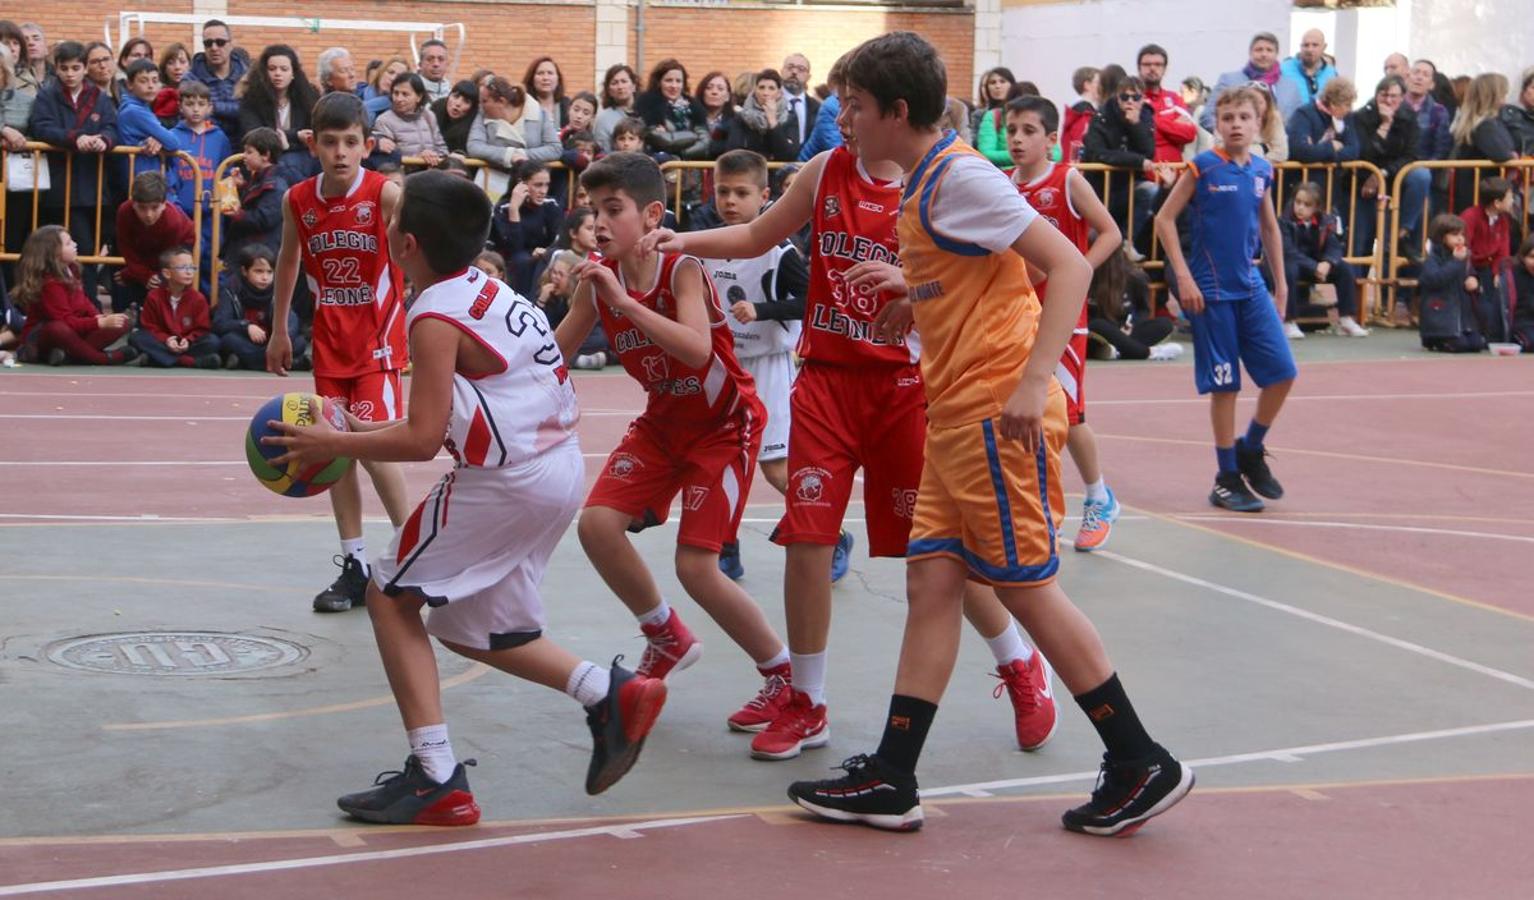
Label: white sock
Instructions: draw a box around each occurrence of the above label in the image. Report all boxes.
[566,661,611,707]
[407,724,455,784]
[1084,479,1109,505]
[790,651,828,706]
[757,647,790,672]
[984,623,1035,666]
[636,599,671,628]
[341,537,370,576]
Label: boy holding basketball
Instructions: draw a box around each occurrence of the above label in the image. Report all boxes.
[1005,95,1125,551]
[552,152,795,735]
[265,170,667,822]
[786,32,1191,835]
[267,93,413,612]
[1154,86,1296,513]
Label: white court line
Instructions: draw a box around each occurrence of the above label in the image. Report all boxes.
[1090,390,1534,407]
[0,412,637,422]
[0,814,743,896]
[922,717,1534,799]
[1096,550,1534,692]
[1174,516,1534,545]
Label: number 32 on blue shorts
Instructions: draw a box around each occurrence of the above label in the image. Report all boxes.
[1189,294,1298,394]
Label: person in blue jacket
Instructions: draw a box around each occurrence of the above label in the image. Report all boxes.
[183,19,249,146]
[118,60,184,179]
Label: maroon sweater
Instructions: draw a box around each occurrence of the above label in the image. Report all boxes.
[115,201,196,286]
[139,285,211,343]
[1460,204,1511,271]
[20,276,101,341]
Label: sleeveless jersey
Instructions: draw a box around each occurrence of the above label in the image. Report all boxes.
[288,168,407,378]
[597,253,757,426]
[804,147,919,368]
[407,267,579,469]
[1012,162,1090,329]
[1186,148,1275,301]
[704,241,802,360]
[899,132,1042,428]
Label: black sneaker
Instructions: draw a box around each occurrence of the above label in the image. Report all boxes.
[195,352,222,369]
[1209,471,1264,513]
[787,754,923,832]
[314,554,369,612]
[584,657,667,795]
[1235,439,1283,499]
[46,348,67,366]
[1061,747,1194,837]
[337,755,481,826]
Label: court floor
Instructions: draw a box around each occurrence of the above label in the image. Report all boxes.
[2,334,1531,897]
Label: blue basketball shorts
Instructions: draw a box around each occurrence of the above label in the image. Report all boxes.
[1189,292,1298,394]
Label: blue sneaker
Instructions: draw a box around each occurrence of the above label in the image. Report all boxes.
[718,542,745,580]
[830,530,854,583]
[1073,486,1121,552]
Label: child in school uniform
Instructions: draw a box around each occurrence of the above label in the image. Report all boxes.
[1156,85,1297,514]
[129,247,219,367]
[13,226,137,366]
[169,79,231,294]
[215,244,306,370]
[1419,213,1490,352]
[1280,181,1369,337]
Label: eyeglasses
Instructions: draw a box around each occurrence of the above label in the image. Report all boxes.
[1118,93,1143,102]
[168,265,197,271]
[203,38,230,49]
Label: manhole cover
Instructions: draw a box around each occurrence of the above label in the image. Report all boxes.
[45,632,308,676]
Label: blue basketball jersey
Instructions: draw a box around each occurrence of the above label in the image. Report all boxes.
[1186,149,1274,301]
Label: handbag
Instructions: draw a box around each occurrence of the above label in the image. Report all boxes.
[5,151,51,192]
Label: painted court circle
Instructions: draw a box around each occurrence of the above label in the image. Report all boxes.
[44,632,309,677]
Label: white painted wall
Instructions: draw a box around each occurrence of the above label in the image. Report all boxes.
[998,0,1292,105]
[1404,0,1534,80]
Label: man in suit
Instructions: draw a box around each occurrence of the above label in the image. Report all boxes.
[780,53,820,160]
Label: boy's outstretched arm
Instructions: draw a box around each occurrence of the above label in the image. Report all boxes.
[644,152,829,260]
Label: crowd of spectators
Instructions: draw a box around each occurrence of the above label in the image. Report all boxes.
[0,17,1531,365]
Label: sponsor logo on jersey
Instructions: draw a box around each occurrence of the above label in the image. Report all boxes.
[354,201,376,226]
[909,280,944,302]
[302,208,319,228]
[792,466,832,505]
[823,195,841,218]
[1209,184,1239,193]
[857,200,885,213]
[468,280,498,320]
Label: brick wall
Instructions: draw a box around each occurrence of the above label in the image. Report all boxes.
[27,2,971,97]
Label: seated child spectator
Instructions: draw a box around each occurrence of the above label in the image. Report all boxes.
[1418,214,1489,352]
[155,42,191,125]
[559,205,600,258]
[373,73,447,168]
[473,250,507,281]
[13,226,138,366]
[610,116,647,154]
[490,161,564,295]
[0,269,24,363]
[170,80,231,294]
[118,58,184,179]
[537,248,609,369]
[1085,246,1181,361]
[113,172,196,313]
[220,128,289,267]
[130,247,219,367]
[1461,176,1514,280]
[214,244,304,370]
[1507,236,1534,349]
[1280,181,1368,337]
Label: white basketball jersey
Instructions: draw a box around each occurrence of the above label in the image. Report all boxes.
[705,241,803,360]
[406,268,580,469]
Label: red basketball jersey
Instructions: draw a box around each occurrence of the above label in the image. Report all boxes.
[1012,162,1090,327]
[597,253,758,427]
[804,147,919,368]
[288,169,407,378]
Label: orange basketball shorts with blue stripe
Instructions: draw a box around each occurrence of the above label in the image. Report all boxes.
[907,381,1068,586]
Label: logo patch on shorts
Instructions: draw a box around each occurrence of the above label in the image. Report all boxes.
[608,452,641,480]
[683,486,709,511]
[792,467,831,506]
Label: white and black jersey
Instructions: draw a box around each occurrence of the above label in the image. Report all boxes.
[704,239,809,360]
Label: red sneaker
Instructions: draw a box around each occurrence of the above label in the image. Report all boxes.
[637,609,703,680]
[727,662,792,733]
[993,653,1058,751]
[750,689,829,760]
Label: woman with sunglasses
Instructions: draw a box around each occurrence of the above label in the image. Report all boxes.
[1084,76,1160,252]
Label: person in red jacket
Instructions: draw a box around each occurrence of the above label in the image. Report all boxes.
[1460,176,1515,283]
[129,247,220,367]
[112,172,197,314]
[13,226,138,366]
[1137,43,1197,165]
[1061,66,1100,162]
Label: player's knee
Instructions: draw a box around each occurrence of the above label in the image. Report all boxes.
[576,507,624,551]
[673,545,720,589]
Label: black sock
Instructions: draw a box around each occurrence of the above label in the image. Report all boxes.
[1074,673,1158,761]
[874,694,937,776]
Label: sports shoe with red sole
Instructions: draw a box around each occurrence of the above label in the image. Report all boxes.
[750,689,829,760]
[637,609,703,680]
[993,653,1059,751]
[727,662,792,733]
[585,658,668,795]
[337,756,481,826]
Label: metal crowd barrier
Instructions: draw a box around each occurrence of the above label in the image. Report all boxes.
[1385,157,1534,317]
[1,143,204,281]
